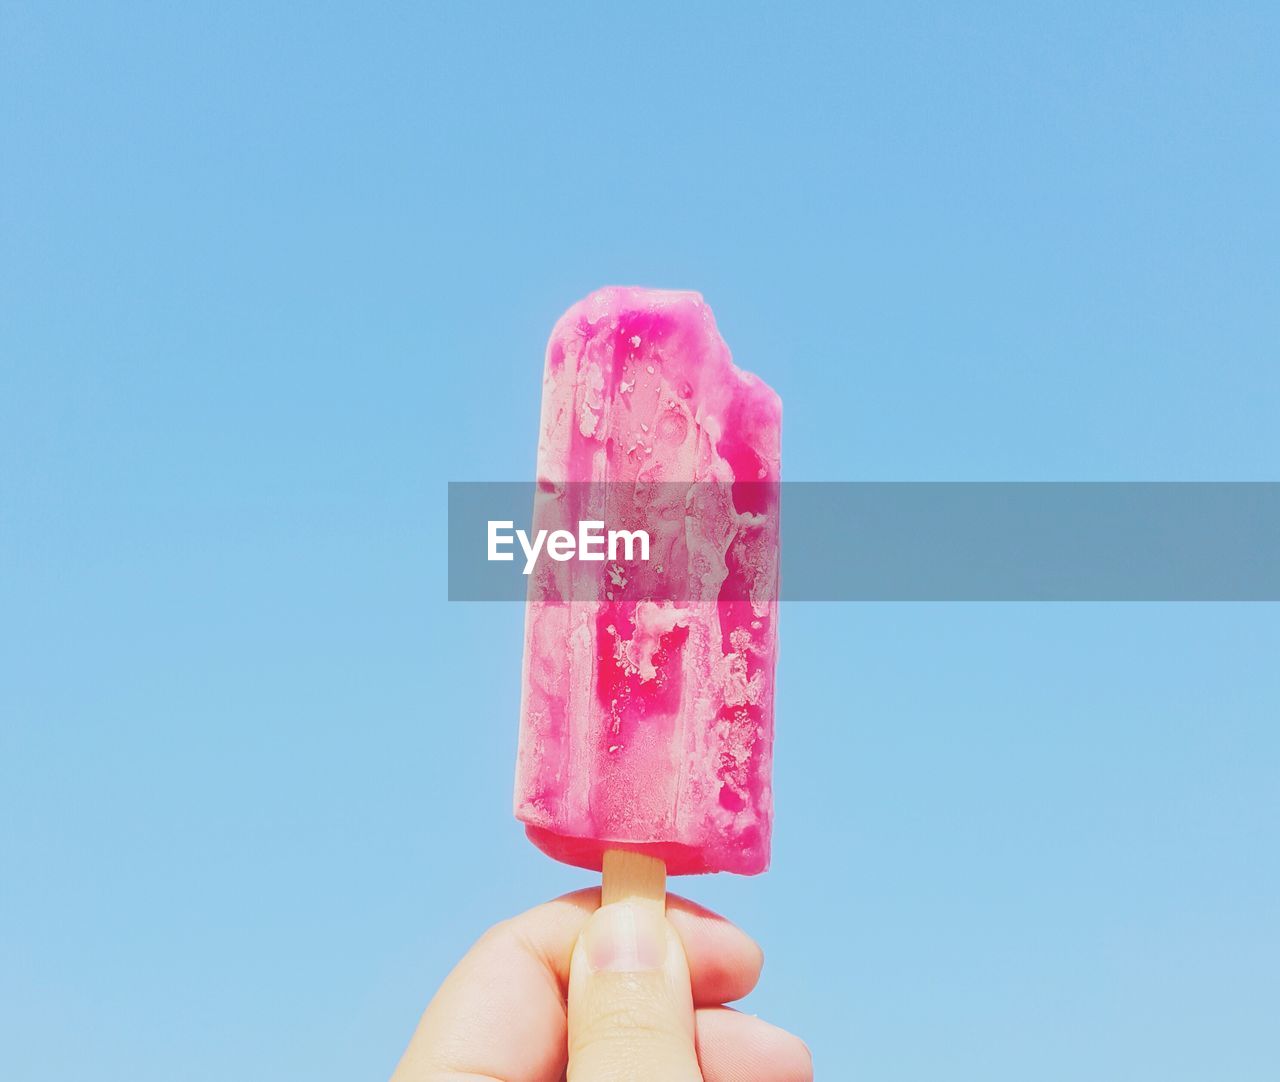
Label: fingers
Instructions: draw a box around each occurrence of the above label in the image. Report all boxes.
[391,889,773,1082]
[666,895,765,1007]
[566,901,701,1081]
[696,1007,814,1082]
[504,889,763,1006]
[390,916,571,1082]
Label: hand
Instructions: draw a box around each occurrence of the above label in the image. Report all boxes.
[391,888,812,1081]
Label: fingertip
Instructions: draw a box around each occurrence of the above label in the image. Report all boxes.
[695,1006,813,1082]
[665,895,765,1005]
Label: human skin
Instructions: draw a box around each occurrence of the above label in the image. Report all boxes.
[390,889,812,1082]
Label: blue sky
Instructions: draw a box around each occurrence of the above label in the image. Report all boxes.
[2,4,1277,1079]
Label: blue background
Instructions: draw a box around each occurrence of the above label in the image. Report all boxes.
[3,4,1277,1079]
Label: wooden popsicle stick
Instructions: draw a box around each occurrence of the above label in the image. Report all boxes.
[601,849,667,910]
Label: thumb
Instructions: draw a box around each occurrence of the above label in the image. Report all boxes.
[567,899,703,1082]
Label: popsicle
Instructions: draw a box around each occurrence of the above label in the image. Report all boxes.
[514,287,781,880]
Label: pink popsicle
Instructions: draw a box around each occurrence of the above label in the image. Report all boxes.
[514,287,781,875]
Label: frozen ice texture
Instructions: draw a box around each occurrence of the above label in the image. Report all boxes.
[514,287,781,875]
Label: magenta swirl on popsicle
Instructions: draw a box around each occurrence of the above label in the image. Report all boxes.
[514,287,781,875]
